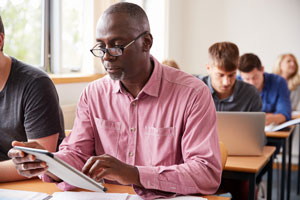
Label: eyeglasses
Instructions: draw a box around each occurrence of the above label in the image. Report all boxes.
[90,31,148,58]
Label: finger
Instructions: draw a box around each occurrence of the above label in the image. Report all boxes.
[12,140,44,149]
[11,141,26,147]
[18,167,48,178]
[11,154,36,164]
[15,161,47,171]
[7,148,25,159]
[95,155,115,168]
[95,168,110,182]
[82,155,115,175]
[82,157,98,175]
[88,160,105,179]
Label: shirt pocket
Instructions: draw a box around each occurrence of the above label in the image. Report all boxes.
[94,117,121,157]
[144,126,176,166]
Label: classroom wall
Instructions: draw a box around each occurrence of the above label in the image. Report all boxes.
[166,0,300,76]
[165,0,300,164]
[56,0,300,164]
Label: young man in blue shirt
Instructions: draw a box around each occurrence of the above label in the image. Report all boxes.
[238,53,291,125]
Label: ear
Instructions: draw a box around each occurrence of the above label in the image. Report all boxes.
[261,66,265,73]
[206,64,211,72]
[142,33,153,52]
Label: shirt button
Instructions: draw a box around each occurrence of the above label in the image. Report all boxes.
[129,152,134,157]
[132,102,136,106]
[130,127,135,132]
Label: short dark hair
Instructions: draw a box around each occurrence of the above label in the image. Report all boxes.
[0,15,4,51]
[105,2,146,18]
[239,53,262,72]
[208,42,239,72]
[104,2,150,32]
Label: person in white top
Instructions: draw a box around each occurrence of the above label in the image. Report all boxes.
[273,53,300,111]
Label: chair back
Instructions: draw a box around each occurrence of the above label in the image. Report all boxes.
[65,130,72,136]
[219,141,228,169]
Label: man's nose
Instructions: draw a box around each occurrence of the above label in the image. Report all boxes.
[222,77,231,85]
[102,50,115,61]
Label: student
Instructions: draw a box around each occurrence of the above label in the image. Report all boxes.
[8,2,222,199]
[199,41,262,112]
[198,42,262,199]
[238,53,291,125]
[273,53,300,111]
[162,59,180,69]
[0,16,64,182]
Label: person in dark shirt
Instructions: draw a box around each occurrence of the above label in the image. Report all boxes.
[0,15,64,182]
[198,41,262,112]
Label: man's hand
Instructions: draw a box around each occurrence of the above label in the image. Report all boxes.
[82,154,141,186]
[265,113,286,125]
[7,141,48,178]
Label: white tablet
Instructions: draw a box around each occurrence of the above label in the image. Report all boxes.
[14,146,106,192]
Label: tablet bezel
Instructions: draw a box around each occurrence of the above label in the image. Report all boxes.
[13,146,106,192]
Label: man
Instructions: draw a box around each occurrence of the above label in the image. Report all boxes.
[238,53,291,125]
[8,2,221,199]
[199,42,262,112]
[0,15,64,182]
[198,42,262,200]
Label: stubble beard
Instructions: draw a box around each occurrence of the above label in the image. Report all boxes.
[109,71,125,81]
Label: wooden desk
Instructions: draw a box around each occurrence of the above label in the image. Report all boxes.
[223,146,276,200]
[266,126,295,200]
[0,178,229,200]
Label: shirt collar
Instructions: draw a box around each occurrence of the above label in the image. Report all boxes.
[140,56,161,97]
[111,55,162,98]
[206,76,216,95]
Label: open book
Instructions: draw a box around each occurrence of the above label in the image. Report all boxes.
[265,117,300,132]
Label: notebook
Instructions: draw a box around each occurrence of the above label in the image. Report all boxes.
[216,112,266,156]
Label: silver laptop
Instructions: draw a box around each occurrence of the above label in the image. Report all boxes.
[216,112,266,156]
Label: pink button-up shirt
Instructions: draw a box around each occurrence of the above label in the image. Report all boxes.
[42,57,221,199]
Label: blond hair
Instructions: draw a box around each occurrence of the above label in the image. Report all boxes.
[273,53,300,91]
[162,59,180,69]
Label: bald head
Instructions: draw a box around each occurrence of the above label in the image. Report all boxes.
[102,2,150,32]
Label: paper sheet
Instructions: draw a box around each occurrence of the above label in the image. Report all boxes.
[51,192,207,200]
[51,192,129,200]
[0,189,49,200]
[0,189,207,200]
[265,117,300,132]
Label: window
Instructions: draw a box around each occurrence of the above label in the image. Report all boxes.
[1,0,166,74]
[0,0,43,67]
[61,0,85,73]
[0,0,94,74]
[123,0,167,62]
[144,0,166,62]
